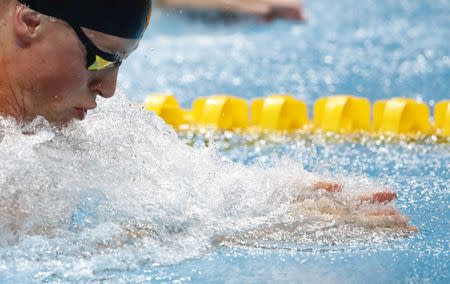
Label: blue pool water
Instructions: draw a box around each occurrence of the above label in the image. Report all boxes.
[0,0,449,283]
[120,0,450,106]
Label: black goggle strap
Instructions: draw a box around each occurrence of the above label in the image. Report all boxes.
[71,25,122,71]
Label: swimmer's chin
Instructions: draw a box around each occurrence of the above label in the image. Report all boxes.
[73,107,88,121]
[36,107,92,126]
[48,108,91,127]
[17,114,84,131]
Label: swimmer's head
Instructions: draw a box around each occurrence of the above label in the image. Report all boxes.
[0,1,152,124]
[18,0,152,39]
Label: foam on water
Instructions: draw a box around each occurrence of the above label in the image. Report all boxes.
[0,92,412,281]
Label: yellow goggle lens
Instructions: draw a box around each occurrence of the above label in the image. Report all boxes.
[88,56,115,71]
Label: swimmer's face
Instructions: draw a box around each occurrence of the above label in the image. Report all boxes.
[21,16,140,124]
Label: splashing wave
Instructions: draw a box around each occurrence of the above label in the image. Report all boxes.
[0,92,410,279]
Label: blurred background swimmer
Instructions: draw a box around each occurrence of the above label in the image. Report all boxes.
[154,0,306,21]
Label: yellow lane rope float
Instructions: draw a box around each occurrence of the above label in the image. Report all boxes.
[313,95,371,134]
[142,93,450,138]
[434,100,450,136]
[252,94,308,132]
[374,98,431,135]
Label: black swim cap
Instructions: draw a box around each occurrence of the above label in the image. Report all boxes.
[18,0,152,39]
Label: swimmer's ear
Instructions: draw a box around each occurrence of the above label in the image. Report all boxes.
[13,5,43,46]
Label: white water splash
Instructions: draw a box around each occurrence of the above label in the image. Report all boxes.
[0,91,408,280]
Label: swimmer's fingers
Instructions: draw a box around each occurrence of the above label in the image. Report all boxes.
[313,181,343,193]
[361,209,417,232]
[403,225,419,232]
[312,183,398,204]
[358,191,397,204]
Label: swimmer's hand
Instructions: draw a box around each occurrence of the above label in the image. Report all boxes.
[157,0,306,21]
[301,181,418,232]
[313,181,398,203]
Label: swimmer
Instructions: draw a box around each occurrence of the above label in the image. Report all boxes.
[155,0,306,21]
[0,0,415,234]
[0,0,151,125]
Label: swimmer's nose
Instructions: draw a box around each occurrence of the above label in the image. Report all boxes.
[89,67,119,99]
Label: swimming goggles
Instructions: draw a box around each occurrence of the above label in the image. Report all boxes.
[70,24,123,71]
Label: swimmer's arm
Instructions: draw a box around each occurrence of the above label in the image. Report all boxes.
[155,0,305,21]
